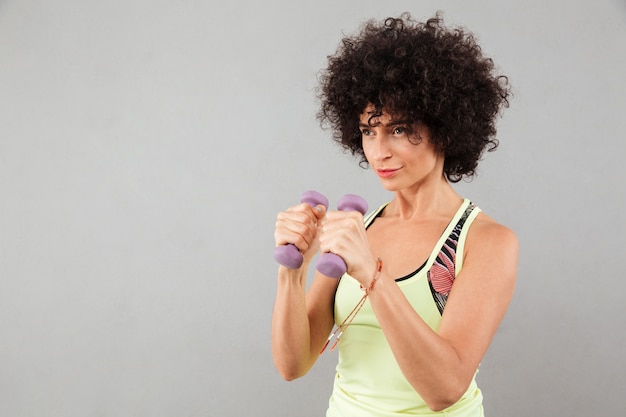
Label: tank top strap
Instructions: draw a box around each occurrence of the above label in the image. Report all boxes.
[363,203,388,228]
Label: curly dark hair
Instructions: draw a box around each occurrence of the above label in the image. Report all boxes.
[317,12,511,182]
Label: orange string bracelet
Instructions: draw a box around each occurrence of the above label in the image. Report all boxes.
[320,258,383,355]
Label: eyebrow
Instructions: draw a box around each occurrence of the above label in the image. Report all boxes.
[358,119,411,128]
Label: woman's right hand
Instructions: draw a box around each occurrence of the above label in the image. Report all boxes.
[274,203,327,267]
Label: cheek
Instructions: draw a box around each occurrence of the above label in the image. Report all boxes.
[417,149,443,170]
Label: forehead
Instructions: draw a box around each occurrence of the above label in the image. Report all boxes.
[359,104,404,124]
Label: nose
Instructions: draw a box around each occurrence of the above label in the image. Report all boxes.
[368,134,392,162]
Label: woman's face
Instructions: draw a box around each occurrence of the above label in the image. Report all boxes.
[360,105,444,191]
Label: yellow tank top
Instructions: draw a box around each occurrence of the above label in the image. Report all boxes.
[327,199,484,417]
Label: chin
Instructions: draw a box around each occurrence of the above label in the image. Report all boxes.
[379,180,403,192]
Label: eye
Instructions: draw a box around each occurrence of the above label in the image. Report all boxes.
[392,126,407,136]
[360,128,373,137]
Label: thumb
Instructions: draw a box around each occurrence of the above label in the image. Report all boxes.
[314,204,327,219]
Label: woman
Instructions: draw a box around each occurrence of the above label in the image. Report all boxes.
[271,13,518,416]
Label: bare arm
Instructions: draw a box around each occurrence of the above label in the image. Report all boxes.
[366,219,518,410]
[270,203,337,380]
[271,267,338,380]
[319,209,518,410]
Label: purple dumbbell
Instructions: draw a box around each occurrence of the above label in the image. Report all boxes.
[316,194,368,279]
[273,190,329,269]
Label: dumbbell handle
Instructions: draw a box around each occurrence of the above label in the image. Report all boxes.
[273,190,329,269]
[316,194,368,278]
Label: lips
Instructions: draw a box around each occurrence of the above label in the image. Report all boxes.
[376,168,399,178]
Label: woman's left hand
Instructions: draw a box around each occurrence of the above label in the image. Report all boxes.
[318,210,378,285]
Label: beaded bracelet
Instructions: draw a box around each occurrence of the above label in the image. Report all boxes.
[360,257,383,295]
[320,258,383,354]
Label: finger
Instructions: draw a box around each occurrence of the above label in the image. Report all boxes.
[275,225,314,252]
[318,213,367,254]
[287,203,324,224]
[324,209,363,222]
[275,211,320,250]
[313,204,327,221]
[321,212,363,236]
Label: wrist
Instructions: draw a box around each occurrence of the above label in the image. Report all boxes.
[277,264,307,287]
[360,258,383,294]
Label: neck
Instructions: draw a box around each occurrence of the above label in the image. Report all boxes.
[387,178,462,220]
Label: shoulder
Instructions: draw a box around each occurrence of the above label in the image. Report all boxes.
[465,210,519,267]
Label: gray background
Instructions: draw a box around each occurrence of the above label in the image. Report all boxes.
[1,0,625,416]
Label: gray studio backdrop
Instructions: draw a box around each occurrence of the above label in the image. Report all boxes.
[1,0,625,416]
